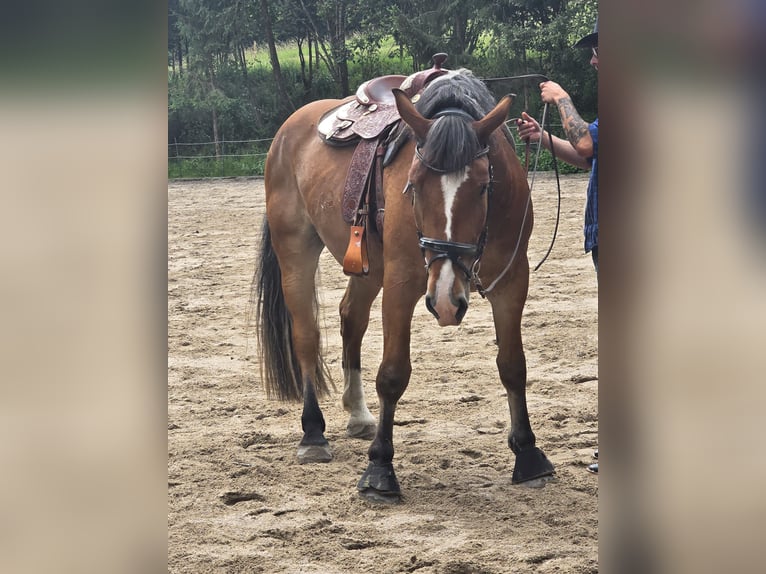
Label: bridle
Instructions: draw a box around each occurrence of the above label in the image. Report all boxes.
[406,74,564,299]
[416,176,491,283]
[408,107,493,283]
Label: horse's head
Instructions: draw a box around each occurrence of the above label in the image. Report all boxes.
[393,85,513,326]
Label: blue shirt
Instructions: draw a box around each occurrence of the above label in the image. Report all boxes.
[584,118,598,253]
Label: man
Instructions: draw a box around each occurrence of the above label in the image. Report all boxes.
[517,20,598,273]
[517,18,599,472]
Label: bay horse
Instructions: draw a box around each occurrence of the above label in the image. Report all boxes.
[254,68,554,503]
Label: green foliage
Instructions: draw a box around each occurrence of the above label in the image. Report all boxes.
[168,0,598,179]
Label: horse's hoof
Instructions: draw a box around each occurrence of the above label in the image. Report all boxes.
[511,446,555,484]
[346,421,376,439]
[358,487,401,504]
[357,462,401,503]
[518,475,555,489]
[297,443,333,464]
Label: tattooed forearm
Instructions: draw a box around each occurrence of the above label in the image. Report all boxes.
[557,97,590,147]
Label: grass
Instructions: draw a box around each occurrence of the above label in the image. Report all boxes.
[246,35,414,73]
[167,145,581,179]
[168,155,266,179]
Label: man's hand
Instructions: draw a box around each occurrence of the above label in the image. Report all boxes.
[539,81,570,104]
[516,112,542,144]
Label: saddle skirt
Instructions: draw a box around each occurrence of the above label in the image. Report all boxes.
[317,97,402,144]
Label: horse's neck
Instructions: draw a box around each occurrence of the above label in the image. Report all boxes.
[488,138,528,207]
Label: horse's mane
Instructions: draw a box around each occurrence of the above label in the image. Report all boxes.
[414,69,498,173]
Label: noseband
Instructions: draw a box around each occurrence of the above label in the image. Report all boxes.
[418,235,486,281]
[416,178,491,282]
[411,114,493,283]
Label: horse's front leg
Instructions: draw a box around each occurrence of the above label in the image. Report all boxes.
[357,286,418,503]
[490,274,555,485]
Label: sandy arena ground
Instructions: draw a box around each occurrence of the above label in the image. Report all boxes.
[168,173,598,573]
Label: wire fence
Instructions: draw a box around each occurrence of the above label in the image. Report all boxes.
[168,122,572,179]
[168,137,273,179]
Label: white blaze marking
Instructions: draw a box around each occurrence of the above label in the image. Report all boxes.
[440,169,468,240]
[433,169,468,304]
[437,257,453,291]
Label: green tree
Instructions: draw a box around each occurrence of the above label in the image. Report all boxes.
[258,0,296,112]
[167,0,600,169]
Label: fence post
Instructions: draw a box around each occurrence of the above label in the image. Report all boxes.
[220,134,225,177]
[174,137,181,178]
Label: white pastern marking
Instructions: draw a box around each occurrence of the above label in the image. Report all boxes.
[342,368,375,432]
[440,169,468,240]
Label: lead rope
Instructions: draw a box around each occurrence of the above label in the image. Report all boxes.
[532,120,562,271]
[478,101,557,296]
[482,72,565,275]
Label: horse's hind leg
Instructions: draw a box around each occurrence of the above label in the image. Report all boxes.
[271,227,334,463]
[339,277,381,439]
[490,273,555,485]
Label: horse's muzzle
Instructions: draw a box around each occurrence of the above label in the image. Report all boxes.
[425,289,468,326]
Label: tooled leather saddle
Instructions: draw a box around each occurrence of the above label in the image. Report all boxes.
[317,54,450,276]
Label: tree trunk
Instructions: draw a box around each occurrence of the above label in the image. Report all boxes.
[333,1,349,96]
[308,35,314,90]
[259,0,295,113]
[297,38,308,94]
[238,44,247,81]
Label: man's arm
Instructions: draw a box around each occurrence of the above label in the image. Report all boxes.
[540,81,594,159]
[516,111,592,170]
[557,97,594,158]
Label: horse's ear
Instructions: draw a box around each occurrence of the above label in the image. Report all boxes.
[393,88,433,141]
[473,94,514,144]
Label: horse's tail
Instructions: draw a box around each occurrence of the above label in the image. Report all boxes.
[252,217,332,401]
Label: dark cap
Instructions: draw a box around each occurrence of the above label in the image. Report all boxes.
[574,17,598,49]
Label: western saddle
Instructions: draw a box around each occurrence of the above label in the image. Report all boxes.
[316,54,450,276]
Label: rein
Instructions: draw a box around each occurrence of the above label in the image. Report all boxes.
[471,72,565,295]
[476,102,563,296]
